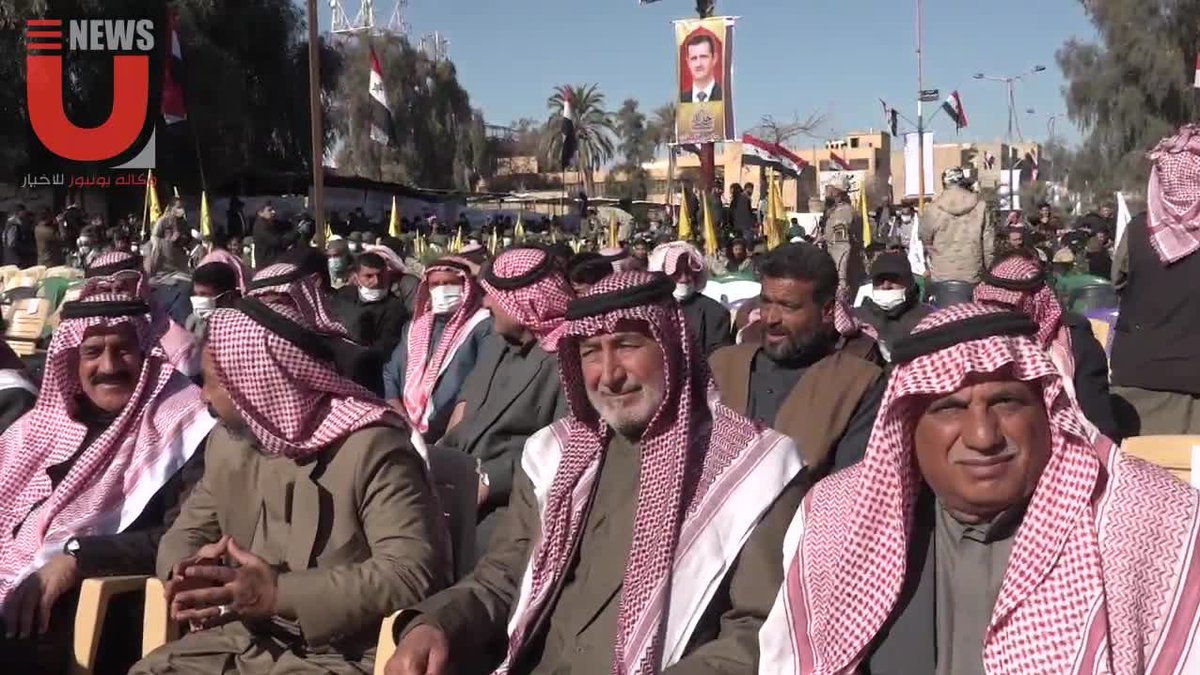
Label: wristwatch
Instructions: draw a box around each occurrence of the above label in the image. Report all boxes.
[63,537,81,558]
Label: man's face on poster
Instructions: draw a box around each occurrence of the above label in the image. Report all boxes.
[687,38,715,86]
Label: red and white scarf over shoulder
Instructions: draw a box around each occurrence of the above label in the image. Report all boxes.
[974,255,1077,389]
[401,259,490,433]
[496,271,802,675]
[204,303,406,460]
[0,294,213,604]
[1146,124,1200,265]
[759,303,1200,675]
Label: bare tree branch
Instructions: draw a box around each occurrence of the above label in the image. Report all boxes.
[748,111,830,146]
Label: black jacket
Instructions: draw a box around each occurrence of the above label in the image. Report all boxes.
[251,216,297,270]
[1064,313,1120,442]
[680,293,733,357]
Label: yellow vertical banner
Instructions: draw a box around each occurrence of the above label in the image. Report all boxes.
[200,191,213,241]
[389,196,401,238]
[677,187,694,241]
[514,213,526,242]
[701,192,719,258]
[859,181,873,248]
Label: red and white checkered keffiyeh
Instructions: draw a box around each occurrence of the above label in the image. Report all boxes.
[759,303,1200,675]
[600,246,638,273]
[0,294,213,604]
[204,304,405,459]
[401,259,490,433]
[479,247,574,353]
[81,253,198,376]
[648,241,708,290]
[198,248,252,293]
[974,255,1075,384]
[832,282,876,341]
[496,271,802,675]
[1146,124,1200,264]
[246,262,349,338]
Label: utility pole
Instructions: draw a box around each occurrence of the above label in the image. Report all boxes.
[306,0,325,246]
[915,0,926,213]
[697,0,716,195]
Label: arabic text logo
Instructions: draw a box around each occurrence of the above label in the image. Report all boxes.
[25,18,155,164]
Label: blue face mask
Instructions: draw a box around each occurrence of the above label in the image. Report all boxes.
[328,258,348,275]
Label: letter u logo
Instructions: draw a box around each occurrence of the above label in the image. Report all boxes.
[26,53,149,162]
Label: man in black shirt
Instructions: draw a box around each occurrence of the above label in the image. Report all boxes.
[334,252,409,379]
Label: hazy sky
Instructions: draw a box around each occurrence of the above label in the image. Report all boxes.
[315,0,1097,145]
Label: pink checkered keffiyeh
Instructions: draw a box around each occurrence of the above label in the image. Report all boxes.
[832,282,875,341]
[246,262,349,338]
[402,259,490,433]
[496,271,801,675]
[198,248,251,293]
[1146,124,1200,264]
[479,247,573,353]
[648,240,708,290]
[758,303,1200,675]
[974,254,1075,384]
[0,294,212,604]
[204,304,404,459]
[81,252,198,376]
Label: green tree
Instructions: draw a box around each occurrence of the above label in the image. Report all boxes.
[647,102,678,202]
[614,98,653,199]
[1057,0,1200,198]
[330,35,482,190]
[540,84,617,197]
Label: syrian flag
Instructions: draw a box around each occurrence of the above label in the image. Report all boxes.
[741,134,782,168]
[880,99,898,136]
[829,151,852,171]
[942,91,968,130]
[1194,54,1200,88]
[369,48,397,146]
[776,145,810,178]
[161,9,187,125]
[559,87,578,169]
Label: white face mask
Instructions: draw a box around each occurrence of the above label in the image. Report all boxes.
[191,295,217,320]
[673,282,695,302]
[358,286,387,303]
[429,284,464,315]
[871,287,908,311]
[348,243,361,253]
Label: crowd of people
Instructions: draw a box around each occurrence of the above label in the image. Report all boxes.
[0,124,1197,675]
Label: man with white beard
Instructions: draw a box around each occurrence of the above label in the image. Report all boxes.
[386,271,804,675]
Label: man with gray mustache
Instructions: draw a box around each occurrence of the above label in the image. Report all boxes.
[387,271,806,674]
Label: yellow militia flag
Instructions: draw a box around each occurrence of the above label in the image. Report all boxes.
[701,194,719,258]
[514,214,526,242]
[767,172,788,249]
[324,221,332,242]
[608,217,619,249]
[146,170,162,224]
[451,226,464,253]
[488,226,498,255]
[677,188,694,241]
[859,183,873,248]
[200,191,213,241]
[389,196,401,238]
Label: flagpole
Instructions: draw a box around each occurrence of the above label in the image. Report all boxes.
[306,0,326,247]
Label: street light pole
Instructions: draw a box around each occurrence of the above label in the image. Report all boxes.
[916,0,926,213]
[697,0,716,195]
[973,65,1045,145]
[306,0,326,247]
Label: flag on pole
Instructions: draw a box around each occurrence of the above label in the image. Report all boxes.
[488,226,499,255]
[514,213,526,242]
[1194,55,1200,88]
[607,217,619,250]
[859,182,873,248]
[388,196,401,238]
[161,9,187,125]
[740,134,782,168]
[324,220,332,242]
[200,191,213,241]
[559,87,578,169]
[369,48,397,146]
[829,152,852,171]
[942,91,968,130]
[146,170,162,224]
[701,193,719,258]
[677,187,694,241]
[766,170,786,250]
[450,226,464,253]
[881,100,898,136]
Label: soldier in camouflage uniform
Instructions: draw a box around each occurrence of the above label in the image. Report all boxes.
[821,174,862,285]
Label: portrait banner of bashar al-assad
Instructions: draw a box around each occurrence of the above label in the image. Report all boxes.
[675,16,735,144]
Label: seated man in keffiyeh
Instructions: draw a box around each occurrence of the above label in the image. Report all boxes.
[438,246,571,559]
[82,250,201,376]
[386,271,804,675]
[132,300,448,675]
[759,303,1200,675]
[975,254,1120,440]
[0,295,213,673]
[383,258,493,443]
[649,240,733,356]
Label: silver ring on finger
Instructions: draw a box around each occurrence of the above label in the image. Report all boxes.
[217,604,231,618]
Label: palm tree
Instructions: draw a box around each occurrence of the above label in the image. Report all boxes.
[540,84,617,196]
[648,103,678,205]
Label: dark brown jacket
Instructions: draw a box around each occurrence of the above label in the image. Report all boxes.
[709,342,883,472]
